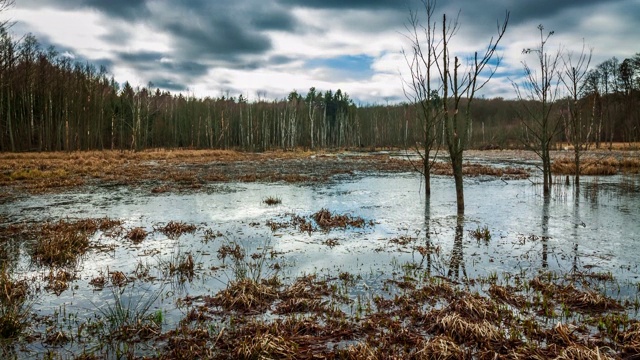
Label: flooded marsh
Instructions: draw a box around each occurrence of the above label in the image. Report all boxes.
[1,150,639,358]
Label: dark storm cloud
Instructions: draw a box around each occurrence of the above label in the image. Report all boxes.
[268,55,297,66]
[280,0,403,10]
[440,0,628,32]
[12,0,639,100]
[83,0,149,20]
[163,18,271,59]
[24,0,299,92]
[160,60,209,78]
[17,0,149,20]
[149,78,188,92]
[117,50,209,77]
[118,51,163,63]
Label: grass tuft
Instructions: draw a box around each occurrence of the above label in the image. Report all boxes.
[263,196,282,206]
[156,221,197,239]
[469,225,491,242]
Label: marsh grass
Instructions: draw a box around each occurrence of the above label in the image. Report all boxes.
[31,218,123,267]
[45,269,76,296]
[32,220,93,267]
[263,196,282,206]
[155,221,197,239]
[93,284,164,340]
[125,227,148,243]
[168,252,195,279]
[215,236,280,286]
[167,266,639,359]
[469,225,491,242]
[0,267,32,340]
[311,208,368,230]
[208,278,279,313]
[552,155,640,175]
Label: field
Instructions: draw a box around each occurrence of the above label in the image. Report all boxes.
[1,148,639,359]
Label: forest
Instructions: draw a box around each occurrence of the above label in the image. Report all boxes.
[0,26,639,153]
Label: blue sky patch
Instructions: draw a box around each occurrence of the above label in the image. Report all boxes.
[306,54,375,80]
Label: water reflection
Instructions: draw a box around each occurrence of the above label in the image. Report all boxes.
[448,214,466,280]
[542,195,549,269]
[572,185,583,273]
[423,201,433,277]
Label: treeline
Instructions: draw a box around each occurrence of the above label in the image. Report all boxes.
[0,28,639,152]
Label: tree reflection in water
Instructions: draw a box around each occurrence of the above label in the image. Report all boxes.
[542,194,550,269]
[448,214,467,280]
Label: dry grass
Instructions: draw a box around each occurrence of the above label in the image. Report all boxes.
[169,253,195,278]
[234,333,299,359]
[429,161,530,178]
[263,196,282,206]
[418,335,464,360]
[32,219,95,266]
[156,221,197,239]
[208,278,278,313]
[84,267,636,359]
[44,269,76,296]
[126,227,148,243]
[0,149,534,195]
[311,208,366,230]
[0,267,28,307]
[621,321,640,356]
[552,155,640,175]
[529,277,623,313]
[0,266,30,339]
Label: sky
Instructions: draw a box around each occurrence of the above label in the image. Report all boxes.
[6,0,640,104]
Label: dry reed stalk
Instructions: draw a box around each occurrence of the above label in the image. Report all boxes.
[311,209,366,230]
[434,312,502,345]
[488,284,526,308]
[33,220,95,266]
[126,227,148,243]
[418,335,464,360]
[157,221,197,238]
[234,333,299,360]
[210,278,278,313]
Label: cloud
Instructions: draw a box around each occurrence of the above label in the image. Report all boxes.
[8,0,640,102]
[281,0,403,10]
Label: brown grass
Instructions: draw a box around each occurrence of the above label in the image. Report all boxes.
[263,196,282,206]
[32,219,96,266]
[156,221,197,239]
[0,149,533,195]
[0,266,30,339]
[552,155,640,175]
[234,333,299,359]
[419,335,464,360]
[0,267,28,306]
[311,209,366,230]
[208,278,278,313]
[126,227,148,243]
[529,277,623,313]
[44,269,76,296]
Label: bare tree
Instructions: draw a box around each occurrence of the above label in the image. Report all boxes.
[513,25,562,196]
[0,0,13,29]
[560,42,592,187]
[403,0,508,213]
[439,12,508,214]
[402,0,444,198]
